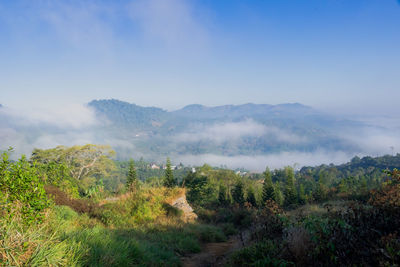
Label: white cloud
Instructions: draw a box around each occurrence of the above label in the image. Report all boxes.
[0,104,98,129]
[174,119,306,144]
[341,127,400,156]
[128,0,208,49]
[38,1,116,52]
[174,150,353,172]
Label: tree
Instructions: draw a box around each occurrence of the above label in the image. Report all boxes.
[313,177,327,202]
[163,157,175,187]
[218,184,229,205]
[298,183,306,205]
[284,166,297,207]
[274,182,283,206]
[246,186,257,207]
[262,167,275,203]
[31,144,116,181]
[126,159,138,192]
[232,180,245,205]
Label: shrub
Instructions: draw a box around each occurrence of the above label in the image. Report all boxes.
[186,224,227,243]
[0,152,50,224]
[229,239,294,267]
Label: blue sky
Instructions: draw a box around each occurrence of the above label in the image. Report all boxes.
[1,0,399,114]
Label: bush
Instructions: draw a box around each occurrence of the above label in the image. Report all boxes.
[0,152,50,224]
[186,224,227,243]
[230,240,294,267]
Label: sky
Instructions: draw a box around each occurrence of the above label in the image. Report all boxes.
[1,0,400,114]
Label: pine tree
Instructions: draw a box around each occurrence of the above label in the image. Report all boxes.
[246,186,257,207]
[232,180,245,205]
[262,167,275,203]
[284,166,297,207]
[126,159,138,191]
[298,183,306,205]
[163,157,175,188]
[274,181,283,206]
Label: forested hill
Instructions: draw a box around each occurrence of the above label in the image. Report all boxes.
[86,99,368,160]
[298,154,400,185]
[89,99,335,123]
[1,99,393,168]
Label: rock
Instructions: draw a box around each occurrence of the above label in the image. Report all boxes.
[170,194,198,222]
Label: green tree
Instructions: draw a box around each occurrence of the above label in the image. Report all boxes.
[274,182,283,206]
[232,180,245,205]
[126,159,138,192]
[284,166,297,207]
[163,158,175,187]
[218,184,229,205]
[31,144,116,181]
[298,183,306,205]
[262,167,275,203]
[246,186,257,207]
[185,172,215,206]
[313,177,327,202]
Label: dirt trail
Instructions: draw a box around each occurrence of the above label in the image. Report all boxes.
[181,231,249,267]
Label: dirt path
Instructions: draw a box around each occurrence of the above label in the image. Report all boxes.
[181,231,249,267]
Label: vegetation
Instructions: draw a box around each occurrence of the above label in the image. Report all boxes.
[1,145,400,266]
[163,158,175,188]
[126,159,138,192]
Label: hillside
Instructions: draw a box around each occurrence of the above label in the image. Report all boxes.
[87,99,366,160]
[0,99,393,169]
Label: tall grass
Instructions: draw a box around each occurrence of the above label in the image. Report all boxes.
[1,187,228,266]
[0,205,85,266]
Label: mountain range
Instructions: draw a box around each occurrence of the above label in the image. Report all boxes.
[0,99,395,170]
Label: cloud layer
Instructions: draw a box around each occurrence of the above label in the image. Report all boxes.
[174,119,306,144]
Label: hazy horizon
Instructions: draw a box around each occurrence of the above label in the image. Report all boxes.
[1,0,400,116]
[1,0,400,170]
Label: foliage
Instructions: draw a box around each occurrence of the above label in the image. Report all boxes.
[163,158,176,188]
[126,159,138,192]
[185,172,216,207]
[246,186,257,207]
[32,144,116,181]
[232,179,245,206]
[262,167,275,204]
[0,205,86,266]
[35,161,80,198]
[218,184,229,206]
[284,167,297,207]
[0,151,50,224]
[230,240,294,267]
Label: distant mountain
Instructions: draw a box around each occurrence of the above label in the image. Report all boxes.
[1,98,397,169]
[89,99,167,129]
[85,99,368,159]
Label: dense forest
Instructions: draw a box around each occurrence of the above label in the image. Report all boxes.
[1,145,399,266]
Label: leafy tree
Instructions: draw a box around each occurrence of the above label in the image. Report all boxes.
[126,159,138,192]
[284,166,297,206]
[246,186,257,207]
[232,180,245,205]
[31,144,116,181]
[163,158,176,187]
[313,177,327,202]
[262,167,275,203]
